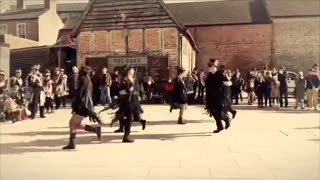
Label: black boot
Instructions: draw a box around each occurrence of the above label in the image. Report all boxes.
[231,110,237,119]
[178,117,185,125]
[213,129,223,133]
[225,118,231,129]
[62,133,76,149]
[140,120,146,130]
[122,130,134,143]
[40,106,46,118]
[84,125,101,141]
[114,118,124,133]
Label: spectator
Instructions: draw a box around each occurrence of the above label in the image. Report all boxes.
[270,75,280,108]
[68,66,79,99]
[264,71,272,107]
[231,71,243,105]
[0,70,8,95]
[294,71,306,109]
[110,69,120,98]
[91,70,100,106]
[164,78,174,104]
[198,70,206,103]
[191,68,199,104]
[255,76,265,108]
[143,76,156,102]
[100,68,112,105]
[185,72,196,104]
[306,69,320,110]
[278,67,288,107]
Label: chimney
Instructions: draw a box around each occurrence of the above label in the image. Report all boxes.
[44,0,57,12]
[16,0,24,10]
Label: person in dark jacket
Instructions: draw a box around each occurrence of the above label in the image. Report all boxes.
[62,66,102,150]
[90,70,100,106]
[306,69,320,110]
[143,76,156,102]
[278,67,288,107]
[110,69,120,98]
[205,59,233,133]
[231,71,243,105]
[255,75,265,108]
[191,68,199,104]
[185,72,196,104]
[170,66,188,124]
[264,71,272,107]
[68,66,79,99]
[294,71,306,109]
[164,78,174,104]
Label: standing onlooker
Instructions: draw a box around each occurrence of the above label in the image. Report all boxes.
[270,75,280,108]
[306,69,320,110]
[198,70,206,103]
[110,69,120,98]
[68,66,79,99]
[294,71,306,109]
[143,76,156,102]
[191,68,199,104]
[59,69,68,108]
[43,70,54,113]
[264,71,272,107]
[231,71,243,105]
[91,70,100,106]
[53,68,63,109]
[164,78,174,104]
[185,72,196,104]
[0,70,8,95]
[278,67,288,107]
[100,68,112,105]
[255,75,265,108]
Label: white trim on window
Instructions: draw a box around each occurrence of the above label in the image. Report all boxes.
[0,24,7,35]
[16,23,27,38]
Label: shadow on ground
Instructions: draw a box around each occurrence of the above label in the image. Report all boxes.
[295,126,320,130]
[0,131,212,155]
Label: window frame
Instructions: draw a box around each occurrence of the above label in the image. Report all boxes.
[16,23,27,38]
[0,24,7,35]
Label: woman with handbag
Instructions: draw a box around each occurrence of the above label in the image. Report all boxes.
[170,66,188,124]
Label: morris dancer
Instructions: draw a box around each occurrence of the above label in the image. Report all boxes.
[62,66,102,150]
[205,59,234,133]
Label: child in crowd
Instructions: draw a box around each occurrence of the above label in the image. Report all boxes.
[270,75,280,108]
[294,71,306,109]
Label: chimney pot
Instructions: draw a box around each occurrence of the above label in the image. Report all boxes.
[16,0,24,10]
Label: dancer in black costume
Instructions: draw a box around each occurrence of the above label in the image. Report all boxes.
[113,65,146,133]
[116,65,145,142]
[62,66,102,150]
[205,59,235,133]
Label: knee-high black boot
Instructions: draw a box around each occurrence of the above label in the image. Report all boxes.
[40,106,46,118]
[123,118,134,143]
[84,125,101,140]
[114,118,124,133]
[62,133,76,149]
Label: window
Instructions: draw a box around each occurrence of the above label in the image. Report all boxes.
[0,24,7,35]
[17,23,26,38]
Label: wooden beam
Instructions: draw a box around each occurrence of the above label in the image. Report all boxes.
[80,24,176,32]
[81,19,175,28]
[83,16,172,24]
[88,8,163,17]
[93,1,156,8]
[91,4,160,12]
[86,11,168,20]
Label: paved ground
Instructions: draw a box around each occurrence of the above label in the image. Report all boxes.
[0,104,319,180]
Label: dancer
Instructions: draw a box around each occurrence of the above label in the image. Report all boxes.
[116,64,145,142]
[205,59,232,133]
[170,66,188,124]
[62,66,102,150]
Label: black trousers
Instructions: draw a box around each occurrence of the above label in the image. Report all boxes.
[264,95,271,107]
[279,89,288,107]
[45,97,53,111]
[54,95,66,109]
[198,85,205,103]
[257,95,264,107]
[30,88,41,117]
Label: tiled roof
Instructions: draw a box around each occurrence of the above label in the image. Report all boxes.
[266,0,320,17]
[0,9,47,21]
[166,0,271,26]
[24,3,87,12]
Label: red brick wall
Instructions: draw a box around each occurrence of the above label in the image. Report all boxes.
[145,28,160,51]
[93,31,108,53]
[1,19,39,41]
[128,29,143,52]
[110,30,125,52]
[78,28,180,74]
[189,24,272,74]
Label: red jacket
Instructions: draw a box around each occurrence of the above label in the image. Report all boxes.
[164,83,174,92]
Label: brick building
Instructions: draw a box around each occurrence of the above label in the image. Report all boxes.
[71,0,198,80]
[267,0,320,73]
[0,0,63,46]
[168,0,272,73]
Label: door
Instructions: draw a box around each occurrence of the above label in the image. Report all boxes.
[148,55,169,82]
